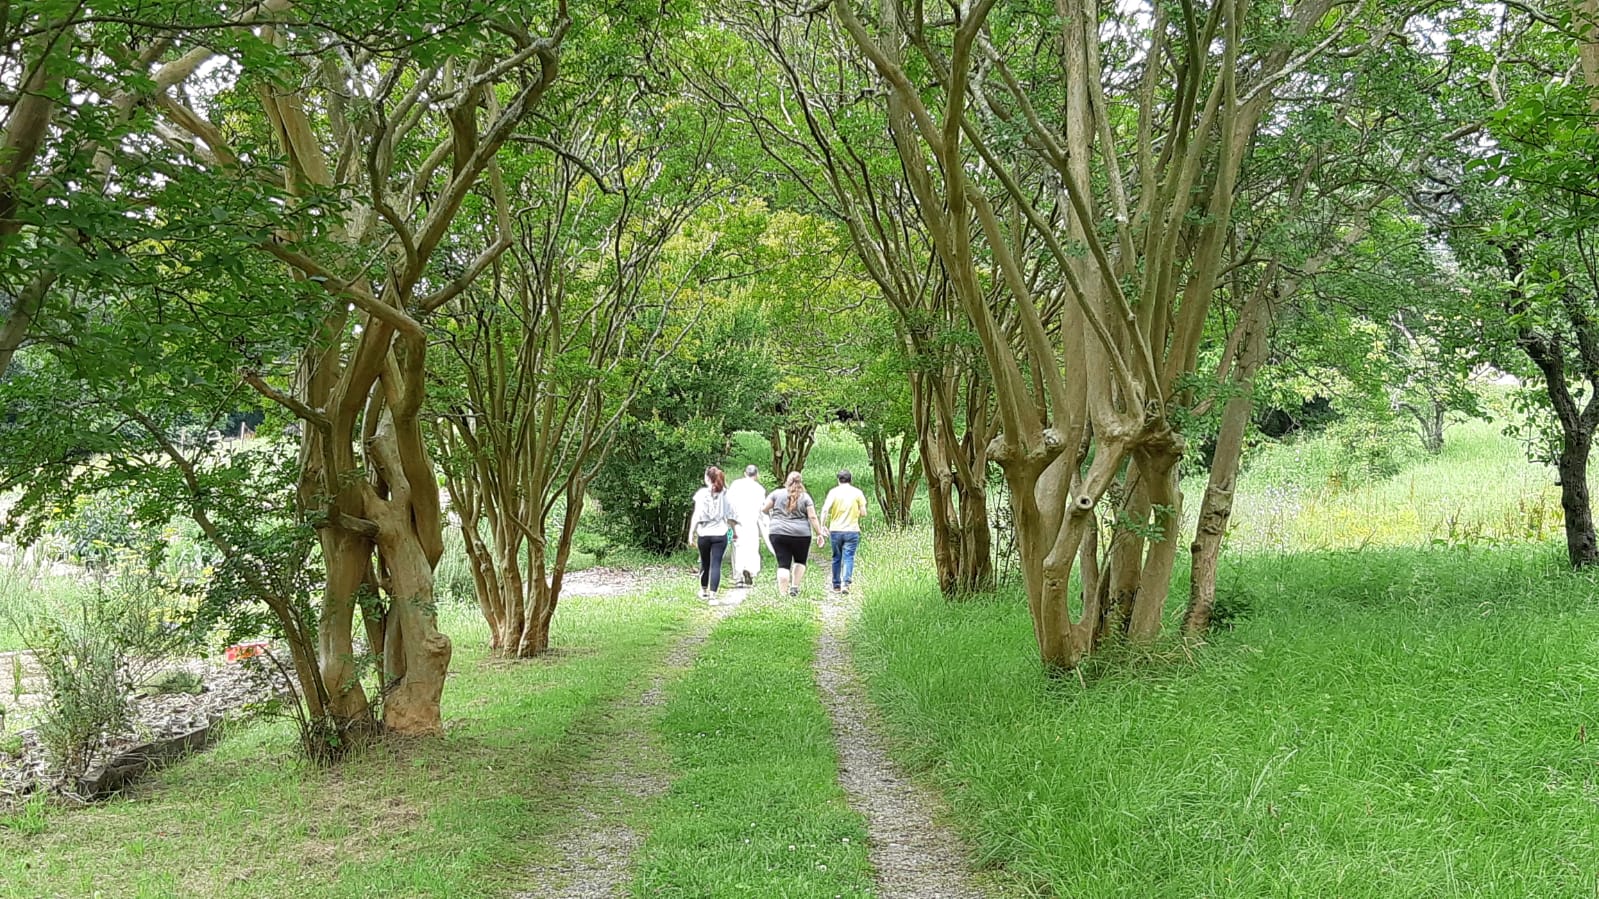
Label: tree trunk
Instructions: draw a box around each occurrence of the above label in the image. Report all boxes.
[1558,434,1599,568]
[365,418,451,735]
[459,519,503,651]
[913,370,993,594]
[374,509,452,735]
[518,541,558,657]
[770,423,817,479]
[1186,296,1269,634]
[316,528,377,726]
[1403,400,1446,454]
[866,433,920,528]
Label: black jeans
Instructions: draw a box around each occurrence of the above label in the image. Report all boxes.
[697,534,728,592]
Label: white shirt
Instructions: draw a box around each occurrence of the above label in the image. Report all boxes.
[727,477,767,525]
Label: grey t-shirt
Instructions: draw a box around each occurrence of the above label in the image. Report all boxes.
[765,489,814,537]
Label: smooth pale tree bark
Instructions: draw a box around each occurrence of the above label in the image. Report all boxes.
[831,0,1363,666]
[1185,294,1268,635]
[143,6,571,732]
[0,24,73,377]
[1184,192,1385,632]
[913,367,995,593]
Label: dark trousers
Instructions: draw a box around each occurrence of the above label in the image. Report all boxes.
[697,534,727,592]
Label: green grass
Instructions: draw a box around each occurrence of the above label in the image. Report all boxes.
[0,585,700,898]
[0,568,84,653]
[852,527,1599,896]
[635,594,874,898]
[1212,419,1563,551]
[729,424,876,497]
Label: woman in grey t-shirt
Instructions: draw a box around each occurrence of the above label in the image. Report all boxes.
[761,471,827,597]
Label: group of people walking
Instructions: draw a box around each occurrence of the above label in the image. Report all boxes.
[688,464,867,604]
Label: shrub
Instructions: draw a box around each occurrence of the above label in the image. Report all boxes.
[135,669,204,697]
[593,311,774,554]
[1325,410,1415,490]
[14,573,185,785]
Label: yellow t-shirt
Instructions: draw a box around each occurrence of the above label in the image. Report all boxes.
[821,485,867,532]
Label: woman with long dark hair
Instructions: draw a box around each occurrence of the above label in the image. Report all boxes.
[688,466,736,602]
[760,471,827,597]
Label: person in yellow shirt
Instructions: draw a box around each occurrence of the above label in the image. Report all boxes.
[820,470,868,594]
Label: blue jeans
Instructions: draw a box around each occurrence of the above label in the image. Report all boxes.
[830,531,861,589]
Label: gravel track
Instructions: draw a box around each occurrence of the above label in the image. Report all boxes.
[816,594,992,899]
[509,596,738,899]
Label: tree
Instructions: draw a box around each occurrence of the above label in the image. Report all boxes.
[0,280,345,755]
[851,327,923,529]
[433,16,725,654]
[1420,5,1599,568]
[591,303,775,554]
[4,1,573,735]
[739,210,875,479]
[695,6,997,592]
[824,0,1399,666]
[1,2,274,381]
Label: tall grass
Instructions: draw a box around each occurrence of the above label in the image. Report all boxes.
[0,568,99,654]
[849,413,1599,897]
[1210,419,1562,551]
[853,530,1599,897]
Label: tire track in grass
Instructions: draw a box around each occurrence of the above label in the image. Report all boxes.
[509,595,740,899]
[816,592,991,899]
[633,591,875,897]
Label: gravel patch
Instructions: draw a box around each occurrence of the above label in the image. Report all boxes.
[816,594,991,899]
[509,599,736,899]
[558,567,658,599]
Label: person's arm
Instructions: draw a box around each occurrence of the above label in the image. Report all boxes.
[807,498,827,546]
[819,490,835,525]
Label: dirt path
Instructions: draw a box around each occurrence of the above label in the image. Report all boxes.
[816,594,992,899]
[509,593,742,899]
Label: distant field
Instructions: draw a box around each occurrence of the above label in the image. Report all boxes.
[1204,418,1563,551]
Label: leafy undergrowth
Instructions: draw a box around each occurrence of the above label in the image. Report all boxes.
[853,539,1599,898]
[635,593,873,898]
[0,587,696,898]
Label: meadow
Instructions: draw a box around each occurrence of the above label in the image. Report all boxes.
[2,417,1597,896]
[849,418,1599,897]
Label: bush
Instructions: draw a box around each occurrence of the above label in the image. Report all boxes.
[14,573,185,784]
[135,668,204,697]
[1325,410,1415,490]
[51,490,147,573]
[593,311,774,554]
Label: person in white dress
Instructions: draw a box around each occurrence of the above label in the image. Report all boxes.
[726,464,768,587]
